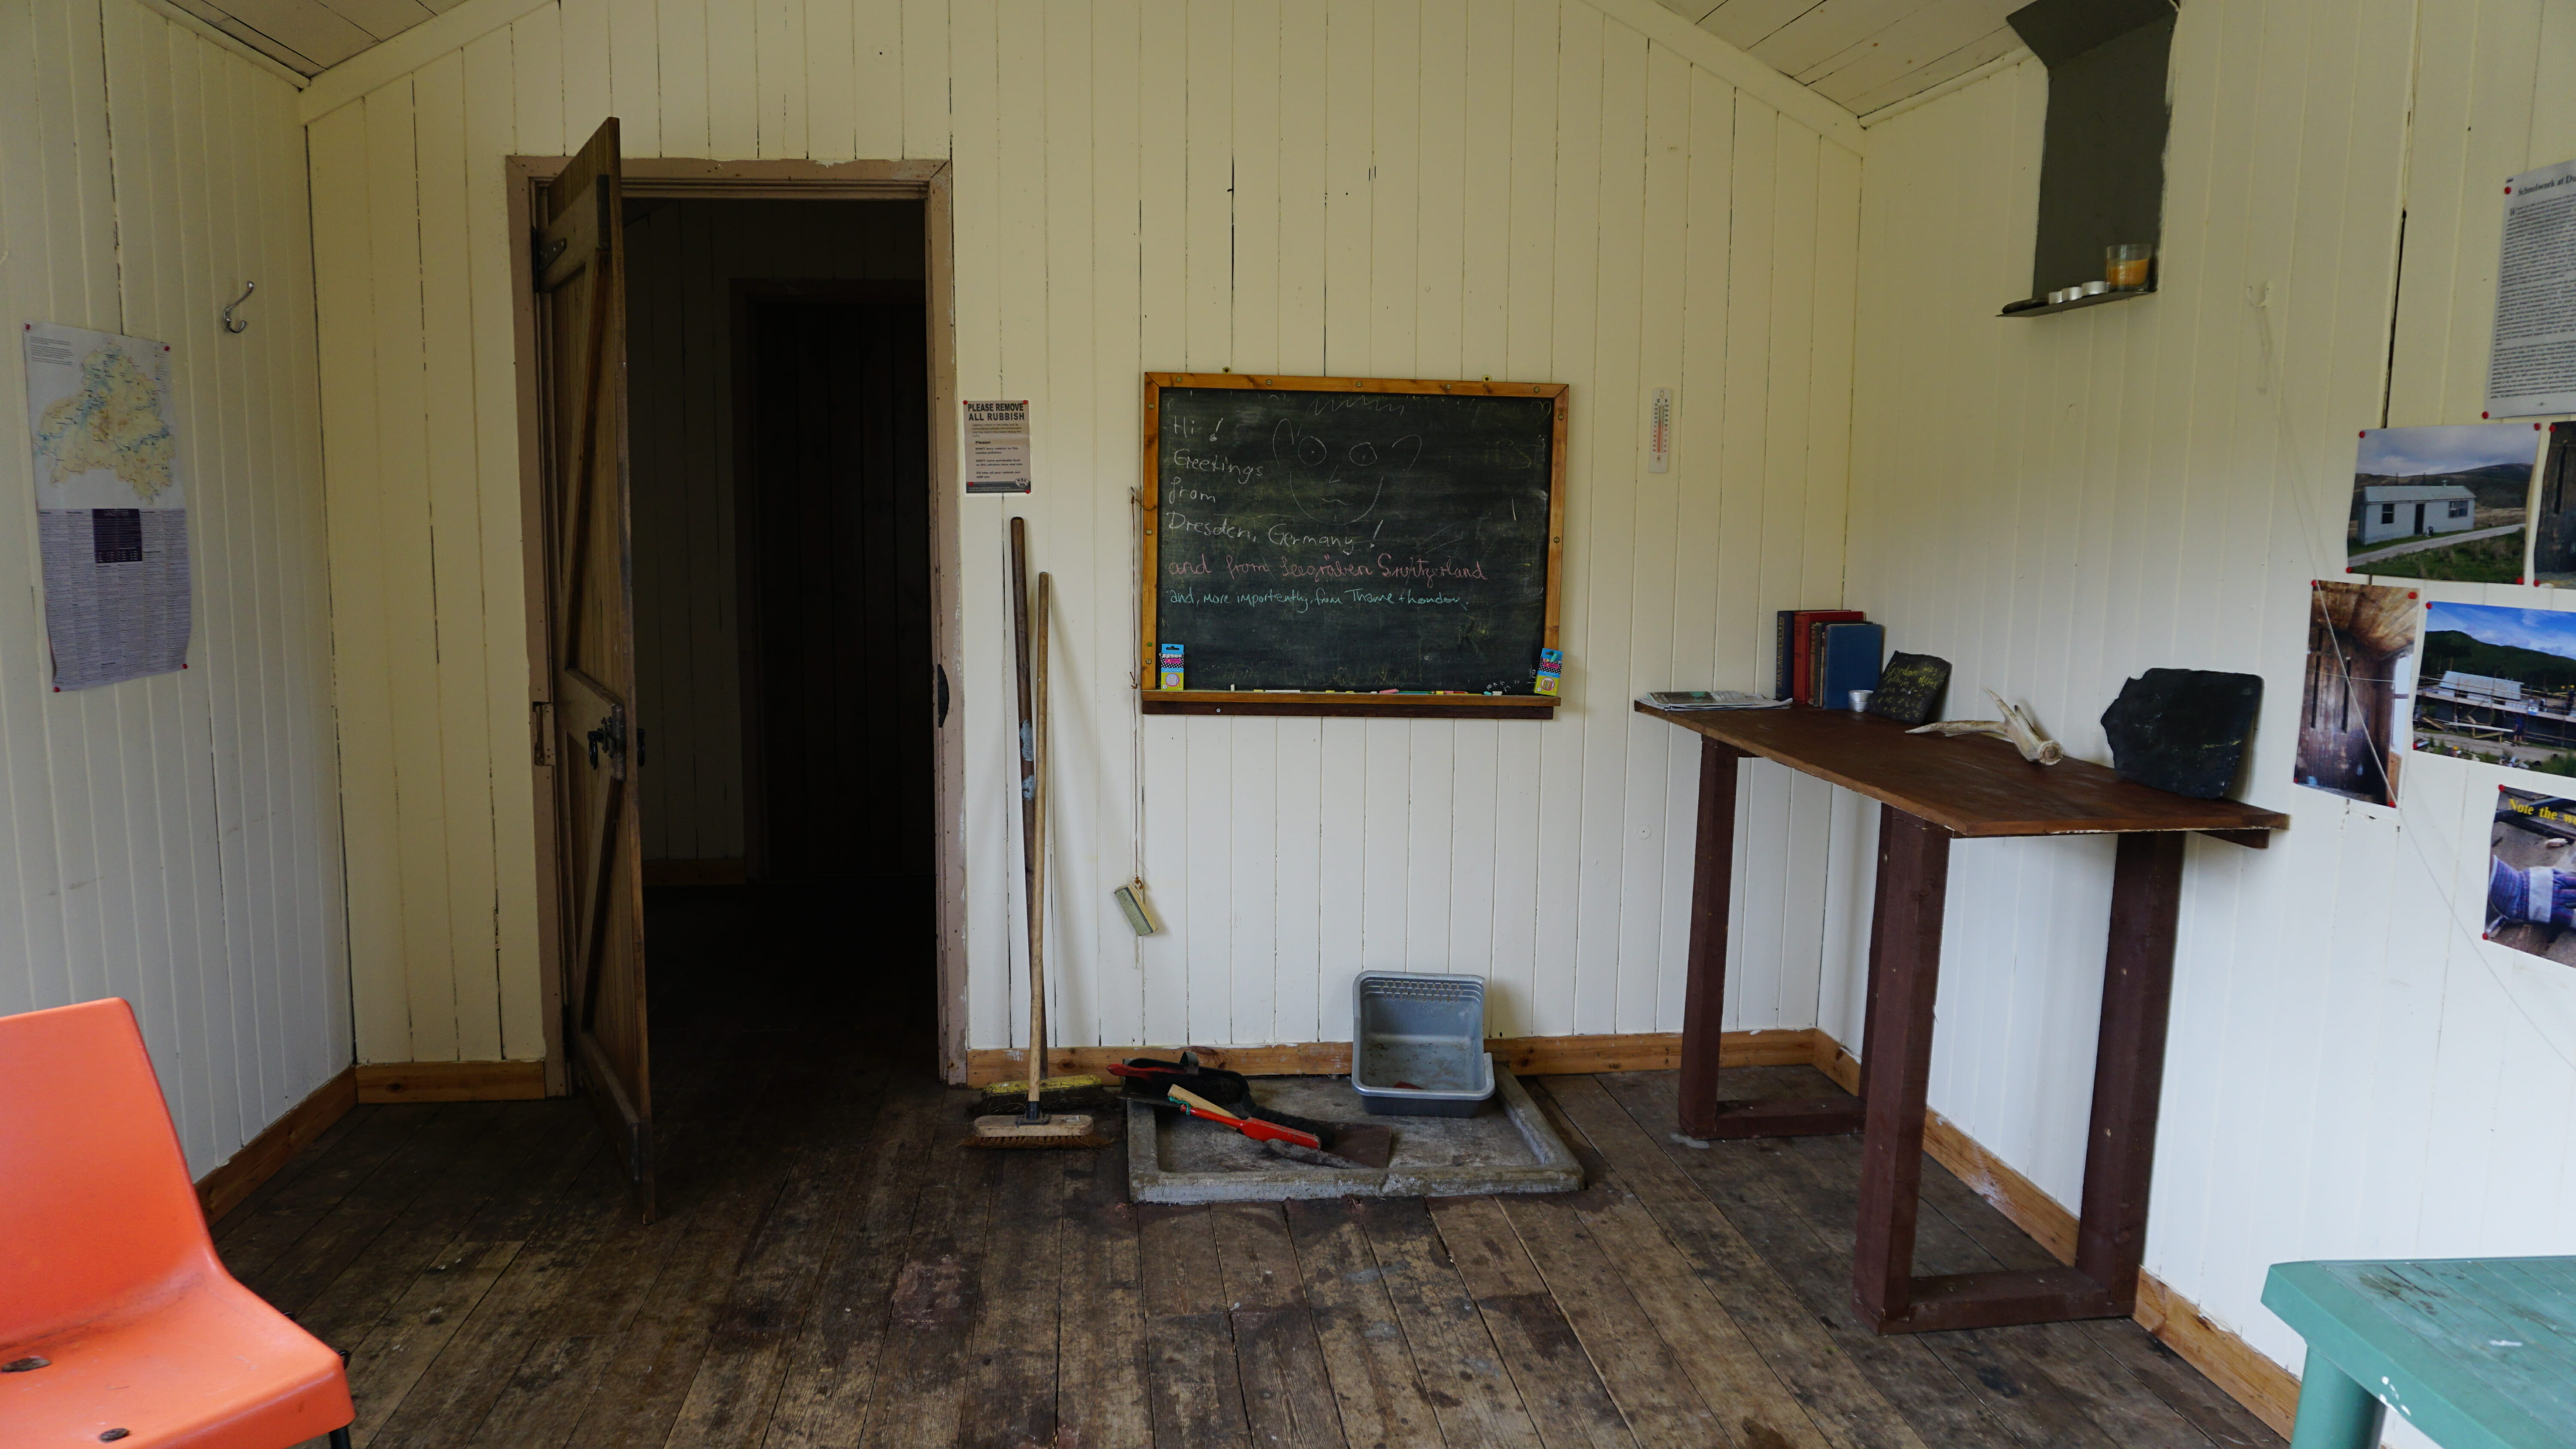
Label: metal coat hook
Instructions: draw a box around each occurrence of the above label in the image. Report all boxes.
[221,281,255,334]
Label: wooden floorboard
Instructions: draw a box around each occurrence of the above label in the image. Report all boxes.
[223,1049,2285,1449]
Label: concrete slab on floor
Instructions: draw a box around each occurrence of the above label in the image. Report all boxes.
[1126,1067,1583,1203]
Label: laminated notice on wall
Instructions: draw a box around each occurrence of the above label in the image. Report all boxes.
[963,399,1032,494]
[2488,160,2576,418]
[21,323,191,691]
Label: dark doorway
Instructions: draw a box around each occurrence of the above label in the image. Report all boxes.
[619,199,938,1083]
[738,285,936,886]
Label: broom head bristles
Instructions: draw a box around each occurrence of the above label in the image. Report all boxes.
[963,1111,1108,1149]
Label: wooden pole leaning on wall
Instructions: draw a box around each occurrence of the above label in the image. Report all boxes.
[968,527,1103,1148]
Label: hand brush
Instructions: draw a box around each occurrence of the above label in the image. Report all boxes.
[1166,1086,1323,1149]
[1162,1088,1396,1169]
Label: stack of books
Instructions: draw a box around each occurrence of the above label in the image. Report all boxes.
[1773,609,1885,706]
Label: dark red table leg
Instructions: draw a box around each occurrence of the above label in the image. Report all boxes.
[1850,808,1950,1328]
[1677,737,1744,1140]
[2074,830,2186,1312]
[1677,737,1867,1140]
[1860,828,2189,1334]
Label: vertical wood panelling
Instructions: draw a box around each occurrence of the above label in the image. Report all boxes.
[306,0,1865,1071]
[0,0,343,1176]
[1849,0,2576,1419]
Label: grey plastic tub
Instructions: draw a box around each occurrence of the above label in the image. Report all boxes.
[1352,972,1495,1116]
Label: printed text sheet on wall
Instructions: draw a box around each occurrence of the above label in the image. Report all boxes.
[2490,160,2576,417]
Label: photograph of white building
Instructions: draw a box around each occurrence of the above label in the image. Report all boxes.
[2357,483,2475,543]
[2347,422,2539,582]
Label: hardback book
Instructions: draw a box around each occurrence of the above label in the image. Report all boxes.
[1816,623,1885,707]
[1789,610,1865,701]
[1866,652,1952,726]
[1774,611,1795,699]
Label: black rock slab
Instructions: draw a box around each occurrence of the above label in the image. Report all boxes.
[2099,668,2263,799]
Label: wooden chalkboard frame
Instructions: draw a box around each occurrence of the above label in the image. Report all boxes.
[1138,372,1569,719]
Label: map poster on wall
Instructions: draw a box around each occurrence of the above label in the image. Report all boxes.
[2487,159,2576,418]
[21,322,191,690]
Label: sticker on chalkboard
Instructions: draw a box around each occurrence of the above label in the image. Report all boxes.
[963,400,1031,494]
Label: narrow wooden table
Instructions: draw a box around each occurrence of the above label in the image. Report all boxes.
[1639,701,2287,1334]
[2264,1256,2576,1448]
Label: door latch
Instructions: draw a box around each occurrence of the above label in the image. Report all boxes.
[584,704,628,780]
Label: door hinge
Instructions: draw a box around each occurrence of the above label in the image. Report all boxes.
[585,703,629,781]
[533,230,568,283]
[531,700,554,767]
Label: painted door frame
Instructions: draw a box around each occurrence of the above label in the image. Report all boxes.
[505,156,969,1090]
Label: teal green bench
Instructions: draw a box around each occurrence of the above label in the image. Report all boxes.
[2263,1257,2576,1448]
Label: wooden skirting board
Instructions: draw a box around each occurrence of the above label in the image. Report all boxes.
[963,1027,1824,1087]
[355,1060,549,1103]
[1815,1039,2303,1437]
[193,1059,553,1222]
[193,1065,356,1223]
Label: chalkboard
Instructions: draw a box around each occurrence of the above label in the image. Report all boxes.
[1139,374,1567,717]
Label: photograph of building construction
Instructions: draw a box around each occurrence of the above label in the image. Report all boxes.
[2486,788,2576,966]
[2347,423,2541,583]
[2298,580,2418,806]
[2410,601,2576,773]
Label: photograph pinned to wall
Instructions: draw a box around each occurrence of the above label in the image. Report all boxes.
[2297,580,2417,807]
[2345,423,2541,583]
[21,322,191,690]
[2485,788,2576,966]
[2410,601,2576,775]
[2530,421,2576,585]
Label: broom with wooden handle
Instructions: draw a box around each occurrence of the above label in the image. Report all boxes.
[968,564,1105,1149]
[974,521,1112,1116]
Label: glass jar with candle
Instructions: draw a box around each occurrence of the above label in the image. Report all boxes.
[2107,243,2154,291]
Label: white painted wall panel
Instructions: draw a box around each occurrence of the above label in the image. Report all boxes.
[307,0,1865,1064]
[0,0,345,1175]
[1848,0,2576,1417]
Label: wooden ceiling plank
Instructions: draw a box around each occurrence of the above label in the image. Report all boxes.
[310,0,436,40]
[1697,0,1824,53]
[1840,26,2027,118]
[1753,0,1941,76]
[1790,0,2020,86]
[124,0,323,78]
[1644,0,1716,26]
[200,0,374,68]
[1582,0,1868,150]
[298,0,551,121]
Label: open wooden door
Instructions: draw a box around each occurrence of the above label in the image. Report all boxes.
[535,119,653,1217]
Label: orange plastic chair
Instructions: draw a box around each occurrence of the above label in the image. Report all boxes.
[0,998,355,1449]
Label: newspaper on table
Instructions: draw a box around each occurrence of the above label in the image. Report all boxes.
[21,323,191,689]
[1640,690,1787,710]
